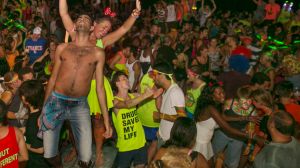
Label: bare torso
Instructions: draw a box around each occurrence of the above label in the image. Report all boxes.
[54,42,104,97]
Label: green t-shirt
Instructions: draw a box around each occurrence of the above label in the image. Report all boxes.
[185,83,206,115]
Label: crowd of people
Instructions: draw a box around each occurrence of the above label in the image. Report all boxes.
[0,0,300,168]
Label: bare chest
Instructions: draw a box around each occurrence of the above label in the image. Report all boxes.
[60,46,97,69]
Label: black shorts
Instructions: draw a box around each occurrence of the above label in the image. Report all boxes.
[114,146,147,168]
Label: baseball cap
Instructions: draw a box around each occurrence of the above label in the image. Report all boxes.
[33,27,41,34]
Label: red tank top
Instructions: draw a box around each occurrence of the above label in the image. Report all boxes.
[0,127,19,168]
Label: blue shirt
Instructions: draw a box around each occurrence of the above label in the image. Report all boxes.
[25,38,47,65]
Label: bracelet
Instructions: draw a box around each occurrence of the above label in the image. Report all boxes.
[160,113,165,119]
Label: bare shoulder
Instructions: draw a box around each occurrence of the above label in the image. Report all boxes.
[56,43,69,51]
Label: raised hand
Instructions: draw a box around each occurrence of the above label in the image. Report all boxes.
[143,87,154,98]
[136,0,141,11]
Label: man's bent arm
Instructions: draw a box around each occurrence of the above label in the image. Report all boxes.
[160,106,186,122]
[95,49,112,138]
[102,0,141,47]
[44,44,64,102]
[59,0,75,36]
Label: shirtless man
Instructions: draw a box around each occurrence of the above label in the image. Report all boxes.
[59,0,141,165]
[41,14,111,167]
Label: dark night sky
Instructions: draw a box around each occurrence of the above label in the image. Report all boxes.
[64,0,299,12]
[141,0,299,12]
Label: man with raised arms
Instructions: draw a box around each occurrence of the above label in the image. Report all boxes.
[59,0,141,166]
[40,13,111,167]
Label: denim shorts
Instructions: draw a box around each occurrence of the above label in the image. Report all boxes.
[143,126,158,141]
[212,129,244,168]
[43,92,92,163]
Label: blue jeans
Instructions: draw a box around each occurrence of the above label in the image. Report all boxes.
[212,129,244,168]
[43,92,92,163]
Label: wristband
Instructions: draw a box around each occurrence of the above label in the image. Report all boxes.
[160,113,165,119]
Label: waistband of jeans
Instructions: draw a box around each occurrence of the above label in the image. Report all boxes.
[52,91,86,101]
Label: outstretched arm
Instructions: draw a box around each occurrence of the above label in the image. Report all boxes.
[207,0,216,18]
[201,0,205,11]
[59,0,75,39]
[209,106,248,139]
[113,88,153,110]
[102,0,141,47]
[95,49,112,138]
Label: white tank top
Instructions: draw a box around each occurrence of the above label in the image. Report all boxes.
[139,50,151,63]
[126,60,143,90]
[139,50,152,73]
[166,4,176,22]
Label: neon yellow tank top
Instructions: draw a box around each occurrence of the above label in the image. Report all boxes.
[137,74,160,128]
[96,39,104,49]
[185,83,206,115]
[112,94,146,152]
[88,76,114,115]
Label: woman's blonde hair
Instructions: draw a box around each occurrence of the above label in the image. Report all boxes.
[251,89,273,108]
[150,147,192,168]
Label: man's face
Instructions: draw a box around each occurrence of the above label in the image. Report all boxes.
[75,15,92,32]
[49,42,57,51]
[151,70,165,88]
[151,25,159,35]
[116,75,130,90]
[93,20,111,39]
[201,29,208,37]
[31,34,40,40]
[210,39,218,47]
[226,37,235,46]
[123,47,131,57]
